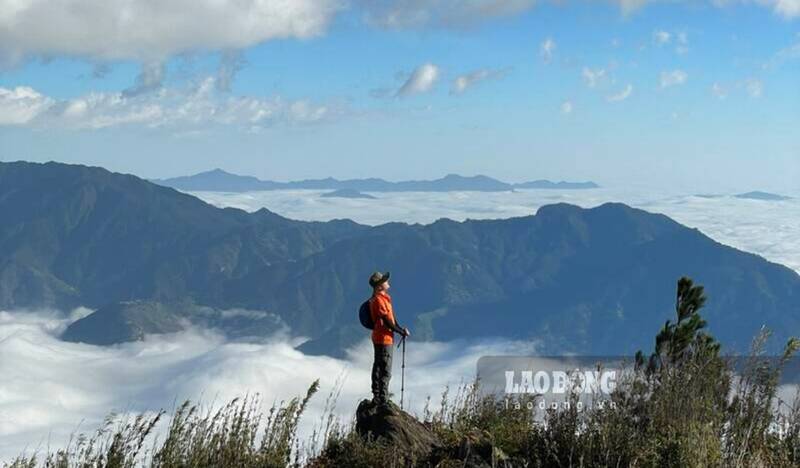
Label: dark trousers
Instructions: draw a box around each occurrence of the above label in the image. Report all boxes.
[371,343,393,402]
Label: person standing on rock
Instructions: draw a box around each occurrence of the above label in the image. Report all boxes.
[368,271,410,406]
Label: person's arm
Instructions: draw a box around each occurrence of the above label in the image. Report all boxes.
[375,298,409,336]
[385,316,407,336]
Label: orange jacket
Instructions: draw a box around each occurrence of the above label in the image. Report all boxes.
[370,290,396,345]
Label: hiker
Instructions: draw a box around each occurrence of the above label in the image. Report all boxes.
[368,271,410,406]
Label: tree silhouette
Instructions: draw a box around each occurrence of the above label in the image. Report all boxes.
[636,276,721,376]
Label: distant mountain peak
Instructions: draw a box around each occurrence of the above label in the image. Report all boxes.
[197,168,247,178]
[735,191,791,201]
[535,202,584,214]
[153,170,599,193]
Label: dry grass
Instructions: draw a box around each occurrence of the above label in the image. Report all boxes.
[7,277,800,467]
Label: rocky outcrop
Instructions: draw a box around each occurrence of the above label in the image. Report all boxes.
[354,399,510,467]
[355,399,442,462]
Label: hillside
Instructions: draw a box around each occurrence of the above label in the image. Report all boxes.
[2,161,799,356]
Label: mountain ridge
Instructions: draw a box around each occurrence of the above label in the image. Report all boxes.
[1,160,798,357]
[151,168,600,192]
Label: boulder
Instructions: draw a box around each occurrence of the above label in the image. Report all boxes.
[355,399,443,462]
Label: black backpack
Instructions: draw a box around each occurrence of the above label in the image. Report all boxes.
[359,299,374,329]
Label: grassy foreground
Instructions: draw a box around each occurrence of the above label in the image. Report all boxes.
[7,277,800,467]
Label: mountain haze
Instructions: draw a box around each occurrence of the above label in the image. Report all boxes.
[152,169,600,192]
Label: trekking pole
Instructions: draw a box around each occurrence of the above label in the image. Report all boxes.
[400,335,406,411]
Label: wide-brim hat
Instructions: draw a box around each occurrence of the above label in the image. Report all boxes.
[368,271,390,288]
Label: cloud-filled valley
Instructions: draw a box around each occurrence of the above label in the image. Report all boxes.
[0,310,534,462]
[192,187,800,274]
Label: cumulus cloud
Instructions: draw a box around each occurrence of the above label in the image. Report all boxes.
[450,68,509,94]
[359,0,538,29]
[0,86,53,125]
[659,69,688,88]
[560,100,573,114]
[0,0,342,64]
[0,310,534,462]
[0,78,337,130]
[192,188,800,274]
[397,63,440,97]
[607,84,633,102]
[581,67,607,88]
[540,37,556,63]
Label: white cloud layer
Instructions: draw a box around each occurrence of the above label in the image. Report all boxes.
[0,0,342,64]
[0,310,533,462]
[397,63,440,96]
[0,78,336,130]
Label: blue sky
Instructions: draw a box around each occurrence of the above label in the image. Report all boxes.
[0,0,798,191]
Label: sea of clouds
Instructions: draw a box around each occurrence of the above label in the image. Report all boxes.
[2,187,798,461]
[0,310,535,462]
[193,187,800,274]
